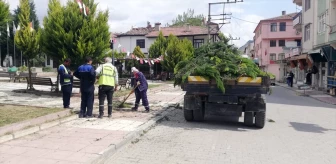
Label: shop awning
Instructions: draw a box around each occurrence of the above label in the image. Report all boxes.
[308,49,327,62]
[288,54,307,60]
[321,46,336,62]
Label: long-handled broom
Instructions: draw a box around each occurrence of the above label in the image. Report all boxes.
[118,84,140,108]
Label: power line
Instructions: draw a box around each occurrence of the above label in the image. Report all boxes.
[231,16,297,27]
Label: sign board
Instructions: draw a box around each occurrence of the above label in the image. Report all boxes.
[285,41,298,48]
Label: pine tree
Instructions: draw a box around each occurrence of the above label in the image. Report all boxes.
[0,0,10,65]
[148,31,167,58]
[40,0,110,67]
[133,46,145,58]
[14,0,40,89]
[170,9,204,27]
[162,34,193,73]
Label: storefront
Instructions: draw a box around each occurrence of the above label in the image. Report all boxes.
[321,46,336,95]
[288,54,309,85]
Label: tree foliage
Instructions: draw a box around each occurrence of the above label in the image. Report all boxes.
[174,35,269,92]
[40,0,110,67]
[148,31,167,58]
[171,9,204,27]
[14,0,40,89]
[0,0,10,64]
[133,46,145,58]
[162,34,193,73]
[13,1,39,30]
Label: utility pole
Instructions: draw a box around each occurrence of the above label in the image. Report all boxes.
[207,0,243,42]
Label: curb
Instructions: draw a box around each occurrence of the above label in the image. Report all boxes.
[276,83,336,105]
[88,107,173,164]
[0,115,78,144]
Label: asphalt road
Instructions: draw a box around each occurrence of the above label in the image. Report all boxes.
[106,86,336,164]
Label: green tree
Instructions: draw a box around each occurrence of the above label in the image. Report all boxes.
[40,0,110,67]
[162,34,193,73]
[13,1,40,30]
[148,31,167,58]
[133,46,145,58]
[0,0,10,64]
[170,9,204,27]
[14,0,40,89]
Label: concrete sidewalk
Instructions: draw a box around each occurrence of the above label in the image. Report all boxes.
[0,84,184,164]
[276,83,336,105]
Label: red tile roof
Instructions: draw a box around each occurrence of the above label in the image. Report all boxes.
[262,12,298,21]
[146,26,218,38]
[117,27,155,36]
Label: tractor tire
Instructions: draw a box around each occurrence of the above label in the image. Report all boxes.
[244,112,254,126]
[255,111,266,128]
[184,109,194,121]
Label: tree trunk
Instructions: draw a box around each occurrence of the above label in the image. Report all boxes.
[28,60,34,90]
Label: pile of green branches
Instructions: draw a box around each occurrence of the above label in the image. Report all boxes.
[174,41,271,92]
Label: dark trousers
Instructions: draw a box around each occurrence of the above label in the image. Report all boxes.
[98,85,114,115]
[62,85,72,108]
[80,90,94,117]
[134,89,149,108]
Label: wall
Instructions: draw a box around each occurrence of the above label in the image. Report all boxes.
[329,0,336,42]
[267,64,281,80]
[316,0,328,45]
[301,0,316,54]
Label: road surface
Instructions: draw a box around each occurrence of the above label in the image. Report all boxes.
[106,86,336,164]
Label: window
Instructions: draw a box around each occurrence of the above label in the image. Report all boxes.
[278,53,285,60]
[279,22,286,31]
[318,12,327,33]
[193,39,204,48]
[270,23,277,32]
[279,40,285,47]
[295,39,302,46]
[305,0,311,11]
[270,53,276,61]
[304,24,311,41]
[270,40,276,47]
[136,39,145,48]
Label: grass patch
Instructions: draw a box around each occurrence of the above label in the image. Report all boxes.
[0,105,65,127]
[148,84,161,89]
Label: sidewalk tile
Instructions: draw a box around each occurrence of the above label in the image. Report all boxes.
[20,148,50,157]
[58,143,88,152]
[64,152,99,163]
[42,150,74,160]
[79,145,110,154]
[3,146,30,155]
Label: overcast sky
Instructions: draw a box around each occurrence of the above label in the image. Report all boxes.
[7,0,301,47]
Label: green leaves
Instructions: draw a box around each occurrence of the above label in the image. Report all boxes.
[133,46,145,58]
[40,0,110,66]
[149,31,167,58]
[162,34,193,73]
[174,35,269,93]
[171,9,205,27]
[0,0,9,27]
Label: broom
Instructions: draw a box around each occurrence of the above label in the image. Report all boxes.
[118,84,140,108]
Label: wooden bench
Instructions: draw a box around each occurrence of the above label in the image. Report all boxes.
[119,78,131,90]
[72,79,81,89]
[26,77,56,91]
[0,72,16,82]
[14,72,37,83]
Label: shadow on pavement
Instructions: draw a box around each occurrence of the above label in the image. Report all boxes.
[289,122,335,133]
[266,86,335,109]
[160,110,260,132]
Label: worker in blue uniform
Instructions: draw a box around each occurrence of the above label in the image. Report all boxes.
[131,67,150,112]
[58,58,73,109]
[74,57,96,118]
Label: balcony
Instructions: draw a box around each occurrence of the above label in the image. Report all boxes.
[331,25,336,34]
[293,12,302,31]
[293,0,302,6]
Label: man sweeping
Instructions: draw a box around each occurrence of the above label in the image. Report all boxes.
[131,67,150,112]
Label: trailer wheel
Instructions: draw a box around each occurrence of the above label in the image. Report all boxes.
[184,109,194,121]
[255,111,266,128]
[193,102,205,122]
[244,112,254,126]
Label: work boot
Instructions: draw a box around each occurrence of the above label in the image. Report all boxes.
[108,115,112,118]
[98,114,103,119]
[144,107,150,113]
[78,114,84,118]
[131,104,139,111]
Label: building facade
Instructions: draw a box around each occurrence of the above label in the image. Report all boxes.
[112,22,219,57]
[239,40,254,59]
[253,11,302,82]
[293,0,336,92]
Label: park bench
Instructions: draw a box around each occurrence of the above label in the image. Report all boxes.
[14,72,37,83]
[119,78,131,90]
[0,72,16,82]
[26,77,57,91]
